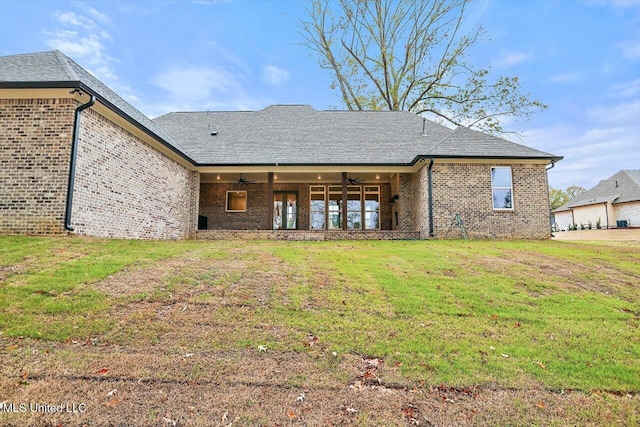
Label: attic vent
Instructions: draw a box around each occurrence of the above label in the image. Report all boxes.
[615,180,618,188]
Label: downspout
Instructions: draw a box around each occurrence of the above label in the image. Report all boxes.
[64,94,96,231]
[546,160,556,171]
[604,202,609,229]
[428,157,434,238]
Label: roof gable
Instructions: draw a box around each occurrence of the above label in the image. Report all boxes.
[554,170,640,211]
[0,50,184,155]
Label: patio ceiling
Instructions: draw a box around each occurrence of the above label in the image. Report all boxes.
[200,171,392,184]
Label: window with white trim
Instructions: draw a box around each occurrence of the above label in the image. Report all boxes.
[491,166,513,210]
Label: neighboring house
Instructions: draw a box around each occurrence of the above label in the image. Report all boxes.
[1,50,562,240]
[553,170,640,230]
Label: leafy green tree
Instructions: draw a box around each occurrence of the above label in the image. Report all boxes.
[300,0,546,134]
[549,187,569,210]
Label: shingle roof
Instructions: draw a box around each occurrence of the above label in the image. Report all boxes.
[2,50,562,167]
[153,106,561,165]
[0,50,183,153]
[554,170,640,212]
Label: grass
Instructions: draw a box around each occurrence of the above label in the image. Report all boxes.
[0,235,638,425]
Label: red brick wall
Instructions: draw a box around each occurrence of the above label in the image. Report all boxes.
[0,98,76,235]
[199,182,392,230]
[412,162,551,239]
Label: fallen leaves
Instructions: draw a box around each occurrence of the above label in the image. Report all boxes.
[258,345,268,353]
[304,333,320,347]
[402,403,420,425]
[360,357,384,385]
[96,368,109,374]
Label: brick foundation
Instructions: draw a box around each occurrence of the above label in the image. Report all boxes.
[196,229,419,240]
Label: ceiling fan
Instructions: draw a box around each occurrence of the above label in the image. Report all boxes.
[236,173,255,185]
[347,174,364,185]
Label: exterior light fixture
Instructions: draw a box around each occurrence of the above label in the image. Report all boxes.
[317,175,322,180]
[376,174,380,179]
[216,175,220,180]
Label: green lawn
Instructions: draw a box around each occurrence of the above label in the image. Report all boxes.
[1,235,638,393]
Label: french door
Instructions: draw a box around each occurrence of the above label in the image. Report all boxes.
[273,192,298,230]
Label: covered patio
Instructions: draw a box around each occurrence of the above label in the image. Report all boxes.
[196,167,416,238]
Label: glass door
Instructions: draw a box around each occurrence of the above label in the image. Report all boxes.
[273,192,297,230]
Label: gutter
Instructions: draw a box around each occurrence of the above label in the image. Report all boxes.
[546,160,556,170]
[64,92,95,231]
[428,157,435,238]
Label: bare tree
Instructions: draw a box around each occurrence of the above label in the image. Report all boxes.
[299,0,546,134]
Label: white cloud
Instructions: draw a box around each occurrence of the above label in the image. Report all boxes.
[261,65,290,87]
[147,63,273,116]
[152,65,242,101]
[544,71,585,84]
[523,99,640,190]
[44,8,115,83]
[84,6,112,24]
[607,79,640,98]
[617,39,640,61]
[493,50,532,68]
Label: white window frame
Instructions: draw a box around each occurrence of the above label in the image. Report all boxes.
[225,190,247,212]
[491,166,514,211]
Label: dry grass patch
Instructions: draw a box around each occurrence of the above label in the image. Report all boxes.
[0,236,638,426]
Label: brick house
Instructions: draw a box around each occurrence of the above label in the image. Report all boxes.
[1,50,562,240]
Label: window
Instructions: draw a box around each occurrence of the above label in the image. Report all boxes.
[226,190,247,212]
[310,186,326,230]
[491,167,513,210]
[309,185,380,230]
[346,186,362,230]
[364,186,380,229]
[328,186,343,230]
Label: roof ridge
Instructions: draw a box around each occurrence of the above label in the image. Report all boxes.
[52,50,78,81]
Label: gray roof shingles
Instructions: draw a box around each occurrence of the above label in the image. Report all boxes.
[2,50,562,166]
[554,170,640,211]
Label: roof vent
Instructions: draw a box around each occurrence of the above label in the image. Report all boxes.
[615,180,618,188]
[422,118,426,136]
[208,121,217,136]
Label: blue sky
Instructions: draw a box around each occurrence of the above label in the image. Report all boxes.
[1,0,639,191]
